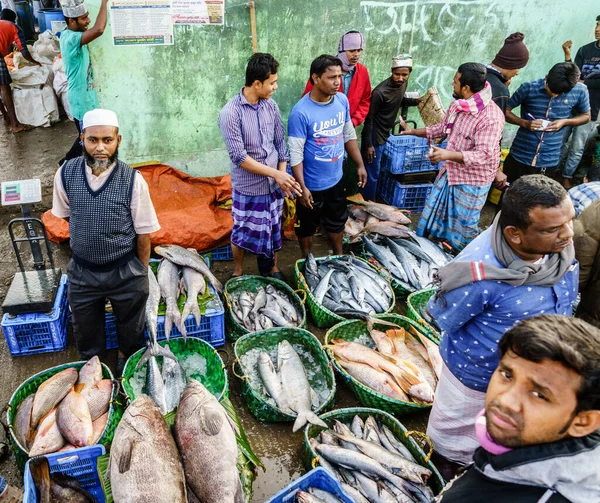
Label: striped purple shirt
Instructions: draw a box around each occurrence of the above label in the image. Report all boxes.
[218,89,289,196]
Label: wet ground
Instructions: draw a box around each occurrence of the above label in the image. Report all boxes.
[0,117,496,500]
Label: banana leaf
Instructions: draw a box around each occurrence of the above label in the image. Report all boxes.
[221,395,264,470]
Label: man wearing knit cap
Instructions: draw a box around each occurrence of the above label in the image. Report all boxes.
[58,0,109,167]
[560,15,600,188]
[302,31,372,127]
[360,54,421,201]
[486,32,530,190]
[52,109,160,376]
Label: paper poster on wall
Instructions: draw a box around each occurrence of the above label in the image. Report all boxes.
[172,0,223,25]
[110,0,174,46]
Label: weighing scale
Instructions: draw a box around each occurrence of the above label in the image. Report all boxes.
[1,179,62,315]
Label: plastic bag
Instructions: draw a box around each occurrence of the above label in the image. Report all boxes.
[13,85,60,127]
[9,64,51,88]
[33,31,61,64]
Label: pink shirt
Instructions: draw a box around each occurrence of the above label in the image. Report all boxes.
[52,163,161,235]
[426,100,505,187]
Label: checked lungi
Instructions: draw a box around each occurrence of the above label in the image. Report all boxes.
[231,188,284,259]
[0,55,12,86]
[426,363,486,466]
[417,171,490,251]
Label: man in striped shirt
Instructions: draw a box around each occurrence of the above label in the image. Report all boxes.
[568,163,600,216]
[218,53,301,279]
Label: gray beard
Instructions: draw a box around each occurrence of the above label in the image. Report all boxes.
[84,149,118,173]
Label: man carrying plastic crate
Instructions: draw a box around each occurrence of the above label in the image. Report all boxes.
[288,54,367,256]
[360,54,421,201]
[401,63,505,251]
[51,109,160,376]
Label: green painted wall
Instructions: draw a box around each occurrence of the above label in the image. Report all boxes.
[87,0,597,175]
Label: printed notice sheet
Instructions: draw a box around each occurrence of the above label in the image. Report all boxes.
[172,0,223,24]
[110,0,174,46]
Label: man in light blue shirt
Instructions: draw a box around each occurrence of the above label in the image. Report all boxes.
[426,175,578,467]
[569,163,600,216]
[288,54,366,256]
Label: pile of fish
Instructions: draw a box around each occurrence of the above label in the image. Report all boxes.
[135,343,187,415]
[229,285,302,331]
[310,414,435,503]
[13,357,112,457]
[416,302,441,332]
[303,254,393,317]
[109,380,243,503]
[295,487,345,503]
[326,320,442,404]
[345,201,412,239]
[30,456,100,502]
[253,340,328,432]
[362,234,451,292]
[152,244,224,341]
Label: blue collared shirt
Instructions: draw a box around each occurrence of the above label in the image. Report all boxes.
[342,66,355,95]
[507,80,590,168]
[569,181,600,217]
[428,228,579,391]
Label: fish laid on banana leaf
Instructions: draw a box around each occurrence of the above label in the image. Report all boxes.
[229,285,302,331]
[310,414,435,503]
[362,233,452,292]
[16,358,113,458]
[303,254,393,318]
[326,320,441,404]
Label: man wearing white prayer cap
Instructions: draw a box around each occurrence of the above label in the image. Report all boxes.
[58,0,109,167]
[360,54,422,201]
[52,109,161,376]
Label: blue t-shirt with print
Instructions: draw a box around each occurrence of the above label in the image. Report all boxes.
[288,92,351,191]
[428,228,579,391]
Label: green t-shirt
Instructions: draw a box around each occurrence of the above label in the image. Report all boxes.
[59,29,98,120]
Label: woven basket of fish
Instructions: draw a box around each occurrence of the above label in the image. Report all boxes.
[121,336,228,422]
[224,275,307,342]
[360,232,452,300]
[325,314,442,416]
[303,407,446,501]
[407,288,441,343]
[233,328,336,428]
[7,358,124,472]
[294,254,396,329]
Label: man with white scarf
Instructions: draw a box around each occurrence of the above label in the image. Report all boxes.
[52,109,160,376]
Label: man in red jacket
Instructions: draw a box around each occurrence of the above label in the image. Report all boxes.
[302,30,371,127]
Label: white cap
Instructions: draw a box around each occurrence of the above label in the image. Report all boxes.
[82,109,119,130]
[61,0,87,18]
[392,54,413,69]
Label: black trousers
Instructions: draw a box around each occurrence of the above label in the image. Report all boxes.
[503,152,558,184]
[67,257,149,359]
[59,120,83,166]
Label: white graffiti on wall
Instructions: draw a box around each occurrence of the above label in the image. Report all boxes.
[360,0,503,100]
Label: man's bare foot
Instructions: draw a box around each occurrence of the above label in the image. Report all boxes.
[12,123,33,133]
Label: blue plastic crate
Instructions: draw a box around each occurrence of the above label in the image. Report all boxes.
[205,244,233,261]
[105,285,225,349]
[383,135,448,175]
[378,169,433,212]
[23,445,106,503]
[266,467,354,503]
[1,275,69,357]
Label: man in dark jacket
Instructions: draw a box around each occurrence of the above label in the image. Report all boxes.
[436,315,600,502]
[360,54,420,201]
[486,32,530,189]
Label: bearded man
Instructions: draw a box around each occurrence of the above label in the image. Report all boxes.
[52,109,160,376]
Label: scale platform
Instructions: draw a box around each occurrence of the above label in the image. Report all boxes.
[2,268,62,316]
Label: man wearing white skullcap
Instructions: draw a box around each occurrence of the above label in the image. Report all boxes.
[52,109,160,376]
[58,0,109,167]
[361,54,421,201]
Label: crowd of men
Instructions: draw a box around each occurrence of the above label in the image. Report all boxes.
[2,1,595,500]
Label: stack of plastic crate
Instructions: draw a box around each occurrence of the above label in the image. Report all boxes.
[377,135,447,212]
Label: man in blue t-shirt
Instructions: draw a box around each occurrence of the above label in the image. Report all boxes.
[58,0,108,167]
[288,54,367,256]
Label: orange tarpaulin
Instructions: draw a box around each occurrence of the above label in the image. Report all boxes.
[42,164,233,251]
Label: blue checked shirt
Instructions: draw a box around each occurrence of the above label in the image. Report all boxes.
[569,182,600,216]
[428,228,579,391]
[507,80,590,168]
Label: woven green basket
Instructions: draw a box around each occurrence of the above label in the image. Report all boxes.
[325,314,438,416]
[302,407,446,494]
[294,255,396,329]
[232,328,336,423]
[121,337,228,410]
[407,288,441,343]
[6,361,124,472]
[223,275,307,342]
